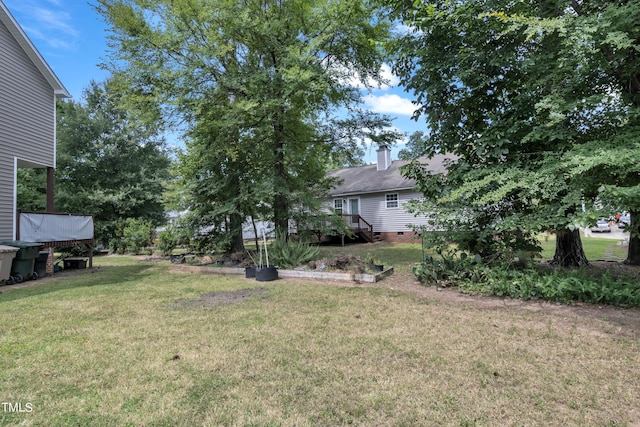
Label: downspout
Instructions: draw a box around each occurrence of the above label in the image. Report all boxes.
[46,167,54,212]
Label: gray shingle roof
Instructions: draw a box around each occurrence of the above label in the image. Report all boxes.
[327,153,453,197]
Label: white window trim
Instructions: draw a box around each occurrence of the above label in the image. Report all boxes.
[385,193,399,209]
[333,199,343,214]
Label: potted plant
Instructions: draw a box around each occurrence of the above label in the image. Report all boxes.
[255,230,278,282]
[255,265,278,281]
[365,253,384,272]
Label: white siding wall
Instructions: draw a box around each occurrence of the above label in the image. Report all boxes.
[360,190,432,233]
[332,190,431,233]
[0,157,15,240]
[0,19,56,240]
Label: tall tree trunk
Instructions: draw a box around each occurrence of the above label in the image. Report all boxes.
[626,236,640,265]
[251,216,259,252]
[272,99,289,239]
[273,193,289,239]
[625,210,640,265]
[551,228,589,267]
[272,136,289,238]
[229,212,245,253]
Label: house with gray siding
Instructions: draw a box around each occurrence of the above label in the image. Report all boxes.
[0,1,70,240]
[326,146,452,242]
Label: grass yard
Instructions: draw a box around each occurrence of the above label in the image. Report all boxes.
[318,235,627,267]
[1,253,639,426]
[538,233,628,262]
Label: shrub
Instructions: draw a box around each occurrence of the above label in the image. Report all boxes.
[157,227,179,256]
[456,266,640,308]
[56,245,88,257]
[268,237,320,269]
[109,238,125,255]
[408,232,640,306]
[121,218,155,255]
[412,248,484,286]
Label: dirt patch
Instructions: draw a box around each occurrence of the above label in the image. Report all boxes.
[170,287,269,309]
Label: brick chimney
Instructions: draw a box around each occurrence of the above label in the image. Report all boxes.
[376,145,392,171]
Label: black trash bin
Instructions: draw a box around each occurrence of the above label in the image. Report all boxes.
[34,251,50,278]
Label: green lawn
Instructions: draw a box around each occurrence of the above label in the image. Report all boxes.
[1,254,639,426]
[318,235,627,268]
[538,234,628,262]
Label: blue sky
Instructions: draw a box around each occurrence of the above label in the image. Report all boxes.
[4,0,427,163]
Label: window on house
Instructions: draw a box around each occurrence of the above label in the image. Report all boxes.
[334,199,343,215]
[386,193,399,209]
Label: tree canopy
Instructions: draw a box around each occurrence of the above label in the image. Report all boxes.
[16,169,46,212]
[388,0,640,265]
[56,80,171,244]
[96,0,399,251]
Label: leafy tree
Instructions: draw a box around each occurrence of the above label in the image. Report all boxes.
[96,0,398,251]
[16,169,46,212]
[121,217,155,254]
[398,131,430,160]
[530,1,640,265]
[388,0,640,266]
[56,80,171,245]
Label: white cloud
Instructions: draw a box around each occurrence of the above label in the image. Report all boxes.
[377,63,399,89]
[363,93,420,117]
[5,0,78,50]
[338,63,400,90]
[392,22,422,36]
[32,7,78,37]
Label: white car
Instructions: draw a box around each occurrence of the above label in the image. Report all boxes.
[590,220,611,233]
[618,215,630,229]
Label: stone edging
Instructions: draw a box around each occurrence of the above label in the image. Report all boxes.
[169,264,394,283]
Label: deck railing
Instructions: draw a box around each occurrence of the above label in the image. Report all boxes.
[299,214,373,243]
[340,214,374,242]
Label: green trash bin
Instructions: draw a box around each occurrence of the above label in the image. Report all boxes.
[0,241,44,282]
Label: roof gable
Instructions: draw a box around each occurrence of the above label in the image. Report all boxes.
[0,1,70,98]
[327,153,454,197]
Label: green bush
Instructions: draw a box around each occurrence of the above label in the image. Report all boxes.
[56,245,88,258]
[121,218,155,255]
[456,267,640,307]
[412,248,484,286]
[109,238,126,255]
[157,227,179,256]
[268,237,320,269]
